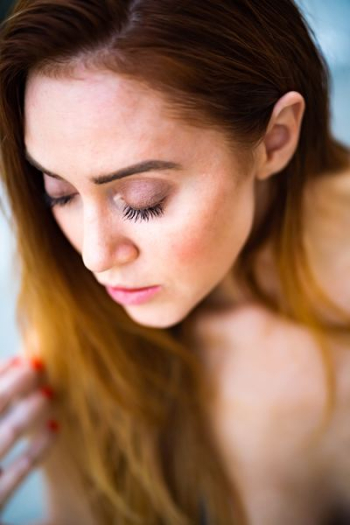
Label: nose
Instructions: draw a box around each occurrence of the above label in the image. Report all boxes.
[81,211,139,273]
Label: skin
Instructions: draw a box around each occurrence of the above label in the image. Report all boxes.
[24,67,305,329]
[20,67,350,523]
[0,66,306,522]
[0,357,57,513]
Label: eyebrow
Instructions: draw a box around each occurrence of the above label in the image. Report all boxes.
[24,150,183,184]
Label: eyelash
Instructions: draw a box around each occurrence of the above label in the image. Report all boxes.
[43,193,166,223]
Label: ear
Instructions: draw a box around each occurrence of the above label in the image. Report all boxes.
[255,91,306,181]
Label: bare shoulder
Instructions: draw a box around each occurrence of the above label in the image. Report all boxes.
[197,303,328,461]
[195,303,335,522]
[198,302,327,411]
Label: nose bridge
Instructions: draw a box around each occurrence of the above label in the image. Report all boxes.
[81,205,138,273]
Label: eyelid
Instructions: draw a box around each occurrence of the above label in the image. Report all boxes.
[113,190,167,210]
[42,178,170,204]
[43,173,171,197]
[42,173,75,193]
[43,192,167,223]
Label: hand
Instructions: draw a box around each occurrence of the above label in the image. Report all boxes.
[0,356,59,514]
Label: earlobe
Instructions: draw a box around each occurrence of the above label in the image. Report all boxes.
[255,91,306,181]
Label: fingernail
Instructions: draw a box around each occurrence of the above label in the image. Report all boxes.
[47,419,60,433]
[10,356,23,367]
[30,357,45,372]
[40,385,55,400]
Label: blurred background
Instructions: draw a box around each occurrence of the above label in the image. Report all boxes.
[0,0,350,522]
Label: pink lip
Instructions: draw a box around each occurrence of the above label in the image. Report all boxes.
[105,285,161,305]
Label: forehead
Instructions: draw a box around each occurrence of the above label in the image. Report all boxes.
[23,68,247,183]
[24,69,183,153]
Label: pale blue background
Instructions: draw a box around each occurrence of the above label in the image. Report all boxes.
[0,0,350,523]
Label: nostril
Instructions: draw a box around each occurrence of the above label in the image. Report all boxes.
[116,242,139,264]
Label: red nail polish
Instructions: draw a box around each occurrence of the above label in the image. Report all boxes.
[40,385,55,400]
[47,419,60,433]
[30,357,45,371]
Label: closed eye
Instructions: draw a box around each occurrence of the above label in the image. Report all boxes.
[43,193,166,223]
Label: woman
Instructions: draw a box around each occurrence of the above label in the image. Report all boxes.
[0,0,349,524]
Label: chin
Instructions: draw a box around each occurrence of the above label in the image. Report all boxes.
[124,305,192,330]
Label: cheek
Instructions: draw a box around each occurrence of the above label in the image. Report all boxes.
[173,225,213,263]
[170,184,255,269]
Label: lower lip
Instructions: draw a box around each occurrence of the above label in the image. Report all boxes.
[105,285,161,305]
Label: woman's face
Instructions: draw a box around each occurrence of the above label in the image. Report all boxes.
[24,68,259,328]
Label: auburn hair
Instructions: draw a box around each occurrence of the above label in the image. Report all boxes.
[0,1,349,523]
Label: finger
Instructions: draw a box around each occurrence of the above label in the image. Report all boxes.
[0,360,44,416]
[0,389,54,459]
[0,356,23,377]
[0,427,56,511]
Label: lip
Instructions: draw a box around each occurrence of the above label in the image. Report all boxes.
[105,285,161,305]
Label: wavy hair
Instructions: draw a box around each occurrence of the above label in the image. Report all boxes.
[0,1,349,523]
